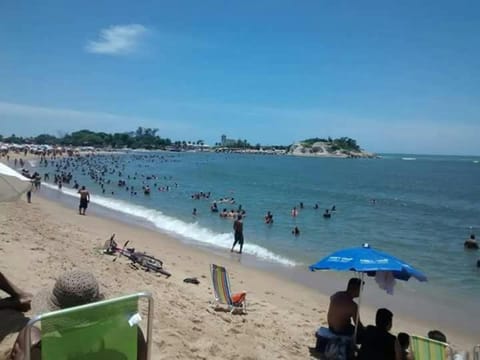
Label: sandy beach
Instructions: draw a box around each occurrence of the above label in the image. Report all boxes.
[0,184,477,359]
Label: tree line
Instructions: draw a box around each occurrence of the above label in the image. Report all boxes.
[0,127,290,150]
[0,127,360,151]
[0,127,173,149]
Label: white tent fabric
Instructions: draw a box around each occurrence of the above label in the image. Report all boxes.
[0,162,32,202]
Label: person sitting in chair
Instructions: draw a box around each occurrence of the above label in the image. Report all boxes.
[327,278,364,337]
[9,271,147,360]
[357,308,402,360]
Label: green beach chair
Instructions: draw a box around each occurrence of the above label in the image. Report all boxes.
[210,264,247,313]
[24,292,154,360]
[411,334,452,360]
[474,344,480,360]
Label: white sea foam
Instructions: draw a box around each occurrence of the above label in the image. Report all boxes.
[42,183,297,266]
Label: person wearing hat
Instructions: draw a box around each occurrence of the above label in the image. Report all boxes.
[327,278,365,337]
[9,271,147,360]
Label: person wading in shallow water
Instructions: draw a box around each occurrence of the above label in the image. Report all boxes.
[78,186,90,215]
[231,214,244,254]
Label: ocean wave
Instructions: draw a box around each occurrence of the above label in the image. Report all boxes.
[42,183,297,266]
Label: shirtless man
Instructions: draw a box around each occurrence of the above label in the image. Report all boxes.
[327,278,364,336]
[78,186,90,215]
[231,215,244,254]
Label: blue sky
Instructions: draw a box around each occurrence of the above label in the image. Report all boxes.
[1,0,479,154]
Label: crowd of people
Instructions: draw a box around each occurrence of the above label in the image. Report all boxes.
[320,278,465,359]
[1,150,478,359]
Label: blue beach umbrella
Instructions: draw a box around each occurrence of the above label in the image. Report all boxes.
[309,243,427,341]
[309,243,427,282]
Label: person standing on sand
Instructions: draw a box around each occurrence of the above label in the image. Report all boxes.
[78,186,90,215]
[231,214,244,254]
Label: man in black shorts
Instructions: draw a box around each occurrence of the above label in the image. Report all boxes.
[78,186,90,215]
[231,214,244,254]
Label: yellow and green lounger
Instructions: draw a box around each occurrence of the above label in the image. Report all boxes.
[24,292,154,360]
[411,334,452,360]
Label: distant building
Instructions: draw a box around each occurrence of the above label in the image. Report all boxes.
[220,134,236,147]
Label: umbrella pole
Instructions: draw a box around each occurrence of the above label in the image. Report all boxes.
[353,272,364,344]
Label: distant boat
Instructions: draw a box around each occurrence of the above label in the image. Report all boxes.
[402,157,416,161]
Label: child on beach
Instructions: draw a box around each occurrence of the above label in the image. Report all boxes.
[397,332,414,360]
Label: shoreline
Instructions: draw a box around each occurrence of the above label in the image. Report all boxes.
[38,185,480,340]
[0,186,476,357]
[0,156,478,358]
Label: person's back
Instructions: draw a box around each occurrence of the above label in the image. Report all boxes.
[327,278,362,336]
[357,308,401,360]
[358,325,397,360]
[397,332,414,360]
[234,218,243,234]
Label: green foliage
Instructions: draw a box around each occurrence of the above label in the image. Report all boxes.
[301,137,329,146]
[3,134,25,143]
[332,137,360,151]
[299,136,360,152]
[1,128,172,149]
[34,134,59,145]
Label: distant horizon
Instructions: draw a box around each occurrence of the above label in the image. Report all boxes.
[1,128,480,157]
[2,1,480,156]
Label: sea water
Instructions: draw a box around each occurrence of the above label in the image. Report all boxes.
[34,152,480,304]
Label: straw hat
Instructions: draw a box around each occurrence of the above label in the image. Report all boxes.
[32,271,105,313]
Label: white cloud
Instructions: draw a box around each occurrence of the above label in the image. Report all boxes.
[85,24,149,55]
[0,101,189,137]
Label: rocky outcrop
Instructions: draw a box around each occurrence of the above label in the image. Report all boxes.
[288,141,375,158]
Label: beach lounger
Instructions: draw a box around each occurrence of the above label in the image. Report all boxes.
[411,334,453,360]
[474,344,480,360]
[24,292,154,360]
[210,264,247,313]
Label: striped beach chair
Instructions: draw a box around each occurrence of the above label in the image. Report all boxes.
[210,264,247,313]
[474,344,480,360]
[411,335,452,360]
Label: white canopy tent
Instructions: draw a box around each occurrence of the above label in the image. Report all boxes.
[0,162,32,202]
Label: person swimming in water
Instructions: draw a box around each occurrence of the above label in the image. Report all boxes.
[291,207,298,217]
[292,226,300,236]
[323,209,331,218]
[265,211,273,224]
[464,234,479,250]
